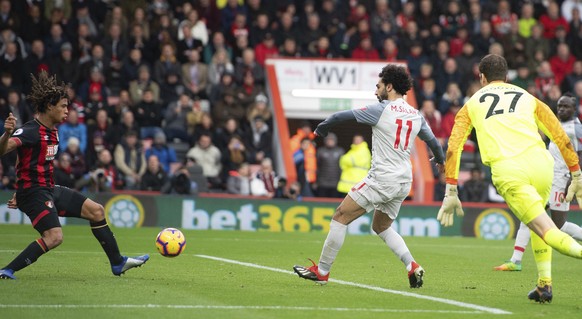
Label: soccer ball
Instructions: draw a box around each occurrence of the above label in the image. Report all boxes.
[156,228,186,257]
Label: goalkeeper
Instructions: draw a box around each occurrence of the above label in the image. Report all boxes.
[438,54,582,303]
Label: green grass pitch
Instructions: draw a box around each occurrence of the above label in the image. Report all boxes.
[1,224,582,319]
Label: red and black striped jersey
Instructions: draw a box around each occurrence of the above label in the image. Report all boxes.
[10,119,59,190]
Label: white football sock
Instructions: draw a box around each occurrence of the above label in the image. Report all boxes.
[378,227,414,269]
[560,221,582,241]
[510,222,530,264]
[318,220,347,276]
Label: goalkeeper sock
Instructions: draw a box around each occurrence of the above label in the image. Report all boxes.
[378,227,414,268]
[531,230,552,282]
[5,239,48,272]
[543,228,582,258]
[91,220,124,265]
[560,222,582,241]
[318,220,347,276]
[510,222,530,263]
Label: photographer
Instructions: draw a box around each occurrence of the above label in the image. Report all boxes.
[88,149,121,192]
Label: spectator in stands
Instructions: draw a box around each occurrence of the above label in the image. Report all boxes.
[562,60,582,93]
[101,22,127,95]
[128,23,155,64]
[165,93,193,143]
[254,157,276,197]
[45,23,67,60]
[87,109,114,149]
[518,2,537,38]
[212,88,244,127]
[140,154,169,192]
[234,48,264,86]
[471,20,495,57]
[435,58,463,96]
[64,136,87,182]
[511,63,534,90]
[406,41,428,79]
[1,89,32,128]
[58,108,87,153]
[145,131,178,174]
[121,48,146,87]
[208,47,234,88]
[461,167,489,202]
[192,112,215,146]
[181,49,208,99]
[23,40,49,90]
[226,162,253,195]
[179,156,208,194]
[236,71,264,110]
[0,40,24,90]
[187,133,223,189]
[439,82,464,115]
[179,9,208,46]
[549,43,576,85]
[248,12,268,47]
[114,130,146,190]
[203,31,232,64]
[456,42,480,85]
[54,152,76,189]
[441,100,462,143]
[129,65,160,104]
[275,11,299,46]
[52,42,79,87]
[539,1,569,39]
[351,36,379,60]
[337,134,371,197]
[154,43,181,87]
[89,149,122,192]
[77,66,108,106]
[279,37,301,58]
[439,0,468,38]
[305,35,336,58]
[73,22,97,66]
[208,70,236,105]
[420,99,444,145]
[84,83,108,125]
[535,61,556,100]
[176,21,204,65]
[254,32,279,67]
[316,133,344,198]
[222,134,249,181]
[245,115,272,164]
[136,89,164,139]
[550,25,570,56]
[294,138,317,197]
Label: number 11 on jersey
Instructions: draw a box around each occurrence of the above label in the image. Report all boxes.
[394,119,413,150]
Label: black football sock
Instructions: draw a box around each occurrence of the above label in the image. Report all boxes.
[4,239,49,272]
[91,220,124,265]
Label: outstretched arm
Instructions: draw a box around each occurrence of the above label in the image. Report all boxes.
[0,113,18,156]
[314,110,356,137]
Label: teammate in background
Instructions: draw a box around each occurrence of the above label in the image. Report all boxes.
[0,72,149,280]
[494,93,582,271]
[293,64,445,288]
[437,54,582,303]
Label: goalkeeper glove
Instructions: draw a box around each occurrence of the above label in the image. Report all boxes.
[565,170,582,203]
[437,184,464,227]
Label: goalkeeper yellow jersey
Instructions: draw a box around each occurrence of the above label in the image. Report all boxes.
[445,81,580,184]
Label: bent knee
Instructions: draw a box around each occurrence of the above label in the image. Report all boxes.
[43,229,64,249]
[84,202,105,222]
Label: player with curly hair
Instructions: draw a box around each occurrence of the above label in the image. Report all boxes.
[0,71,148,280]
[293,64,445,288]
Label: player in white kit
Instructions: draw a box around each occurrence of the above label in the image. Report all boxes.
[293,64,445,288]
[494,93,582,271]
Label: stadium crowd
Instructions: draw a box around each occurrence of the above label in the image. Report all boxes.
[0,0,579,201]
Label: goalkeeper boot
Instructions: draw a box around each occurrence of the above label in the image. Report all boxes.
[528,284,552,304]
[111,254,149,276]
[293,259,329,285]
[408,261,424,288]
[493,261,522,271]
[0,268,15,280]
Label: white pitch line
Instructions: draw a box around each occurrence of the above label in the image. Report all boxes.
[0,304,483,314]
[195,254,512,315]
